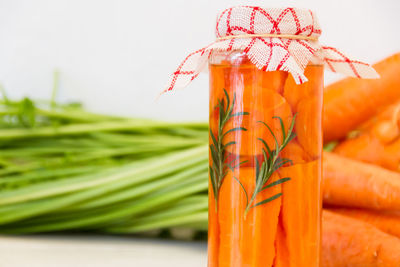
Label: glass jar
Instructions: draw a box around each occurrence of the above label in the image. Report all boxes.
[208,50,323,267]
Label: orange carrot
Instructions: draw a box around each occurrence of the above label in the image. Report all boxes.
[323,53,400,142]
[323,152,400,211]
[283,65,323,159]
[278,160,322,267]
[228,130,313,169]
[217,168,281,267]
[209,63,292,157]
[210,61,288,109]
[260,70,288,95]
[223,89,293,156]
[328,208,400,239]
[334,132,400,172]
[295,96,323,159]
[333,133,388,169]
[284,65,324,113]
[322,210,400,267]
[358,99,400,133]
[333,101,400,171]
[273,215,290,267]
[384,138,400,171]
[208,176,219,267]
[280,140,310,165]
[217,168,244,267]
[241,171,281,267]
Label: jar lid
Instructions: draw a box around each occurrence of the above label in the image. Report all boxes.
[164,6,378,93]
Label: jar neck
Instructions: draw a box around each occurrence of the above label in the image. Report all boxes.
[209,50,323,67]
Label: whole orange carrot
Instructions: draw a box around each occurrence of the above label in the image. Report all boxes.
[323,53,400,142]
[323,152,400,211]
[358,99,400,133]
[328,208,400,239]
[334,132,400,172]
[322,210,400,267]
[333,101,400,171]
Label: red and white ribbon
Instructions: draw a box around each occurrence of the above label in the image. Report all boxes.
[164,6,378,93]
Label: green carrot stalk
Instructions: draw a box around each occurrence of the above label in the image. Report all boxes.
[0,143,206,177]
[0,120,207,140]
[0,174,208,233]
[0,145,207,206]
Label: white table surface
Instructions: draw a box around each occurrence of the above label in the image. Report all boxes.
[0,235,207,267]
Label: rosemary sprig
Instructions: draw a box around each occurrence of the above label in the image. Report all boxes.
[209,89,249,211]
[237,114,297,218]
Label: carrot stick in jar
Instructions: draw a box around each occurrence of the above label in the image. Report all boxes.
[208,177,220,267]
[222,89,293,156]
[217,169,245,267]
[241,172,282,267]
[280,140,311,165]
[273,217,290,267]
[283,65,324,113]
[279,160,322,267]
[296,96,323,159]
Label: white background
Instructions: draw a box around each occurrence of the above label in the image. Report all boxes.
[0,0,399,121]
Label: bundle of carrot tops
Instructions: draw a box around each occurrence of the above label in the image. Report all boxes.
[1,53,400,266]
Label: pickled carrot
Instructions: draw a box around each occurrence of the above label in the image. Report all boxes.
[241,172,281,267]
[280,140,310,165]
[210,63,288,108]
[216,168,282,267]
[278,160,321,267]
[223,57,288,95]
[208,178,219,267]
[296,96,323,159]
[260,71,288,95]
[283,65,324,113]
[273,216,290,267]
[223,89,293,156]
[217,169,244,267]
[225,153,263,169]
[232,143,309,169]
[209,63,291,156]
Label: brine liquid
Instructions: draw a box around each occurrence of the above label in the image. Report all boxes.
[208,59,323,267]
